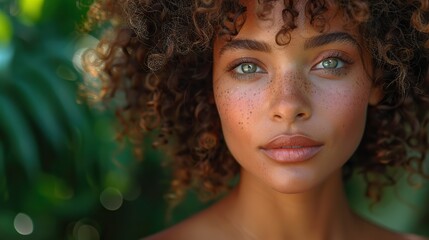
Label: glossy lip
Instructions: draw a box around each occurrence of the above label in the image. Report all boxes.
[259,134,323,163]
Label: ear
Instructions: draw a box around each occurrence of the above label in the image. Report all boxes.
[369,85,384,106]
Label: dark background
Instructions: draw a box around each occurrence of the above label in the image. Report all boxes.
[0,0,427,239]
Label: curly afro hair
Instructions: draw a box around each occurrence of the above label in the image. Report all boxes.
[82,0,429,205]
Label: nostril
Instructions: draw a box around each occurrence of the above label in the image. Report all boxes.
[272,112,308,121]
[296,112,306,118]
[273,114,282,120]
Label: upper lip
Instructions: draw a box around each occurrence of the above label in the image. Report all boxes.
[260,134,323,149]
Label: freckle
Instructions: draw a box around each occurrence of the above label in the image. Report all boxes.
[304,80,311,93]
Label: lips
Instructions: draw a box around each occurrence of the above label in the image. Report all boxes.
[260,135,323,163]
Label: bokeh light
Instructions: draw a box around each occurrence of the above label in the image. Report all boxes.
[13,213,33,235]
[100,187,123,211]
[76,224,100,240]
[18,0,45,23]
[72,220,100,240]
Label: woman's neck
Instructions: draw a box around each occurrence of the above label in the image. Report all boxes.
[216,169,361,240]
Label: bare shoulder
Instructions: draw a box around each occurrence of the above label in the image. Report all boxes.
[142,205,228,240]
[376,228,429,240]
[401,233,429,240]
[374,226,429,240]
[142,216,210,240]
[368,229,429,240]
[142,223,186,240]
[356,215,428,240]
[142,220,199,240]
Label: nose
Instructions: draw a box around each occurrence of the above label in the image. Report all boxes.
[269,72,312,123]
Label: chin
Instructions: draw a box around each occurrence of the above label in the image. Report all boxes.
[260,167,340,195]
[257,170,316,193]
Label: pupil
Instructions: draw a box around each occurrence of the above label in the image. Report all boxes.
[242,63,255,73]
[322,58,338,68]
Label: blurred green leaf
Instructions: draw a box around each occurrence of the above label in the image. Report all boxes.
[11,80,66,153]
[18,0,45,24]
[0,10,12,45]
[0,94,40,179]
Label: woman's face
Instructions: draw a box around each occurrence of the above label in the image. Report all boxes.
[212,0,380,193]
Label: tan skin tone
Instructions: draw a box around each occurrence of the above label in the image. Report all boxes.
[145,1,428,239]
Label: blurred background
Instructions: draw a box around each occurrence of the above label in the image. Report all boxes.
[0,0,427,239]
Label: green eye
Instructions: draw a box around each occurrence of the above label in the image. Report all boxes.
[322,58,340,68]
[240,63,258,73]
[230,61,265,80]
[316,57,345,69]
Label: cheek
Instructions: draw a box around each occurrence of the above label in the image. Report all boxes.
[320,78,371,150]
[341,78,371,125]
[214,84,262,131]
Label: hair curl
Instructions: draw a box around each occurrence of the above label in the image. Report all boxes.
[82,0,429,205]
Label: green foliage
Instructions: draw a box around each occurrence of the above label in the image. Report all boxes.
[0,3,93,240]
[0,10,12,45]
[0,0,174,239]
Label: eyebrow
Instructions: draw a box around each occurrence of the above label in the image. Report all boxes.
[219,39,272,55]
[304,32,359,49]
[218,32,359,55]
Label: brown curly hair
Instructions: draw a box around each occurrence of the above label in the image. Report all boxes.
[82,0,429,205]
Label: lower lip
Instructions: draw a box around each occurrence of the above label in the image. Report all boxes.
[260,146,322,163]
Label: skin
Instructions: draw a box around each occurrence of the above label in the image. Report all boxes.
[145,0,428,239]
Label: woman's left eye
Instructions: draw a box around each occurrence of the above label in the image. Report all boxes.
[234,62,263,74]
[314,57,345,70]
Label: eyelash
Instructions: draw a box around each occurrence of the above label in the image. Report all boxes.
[313,52,354,69]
